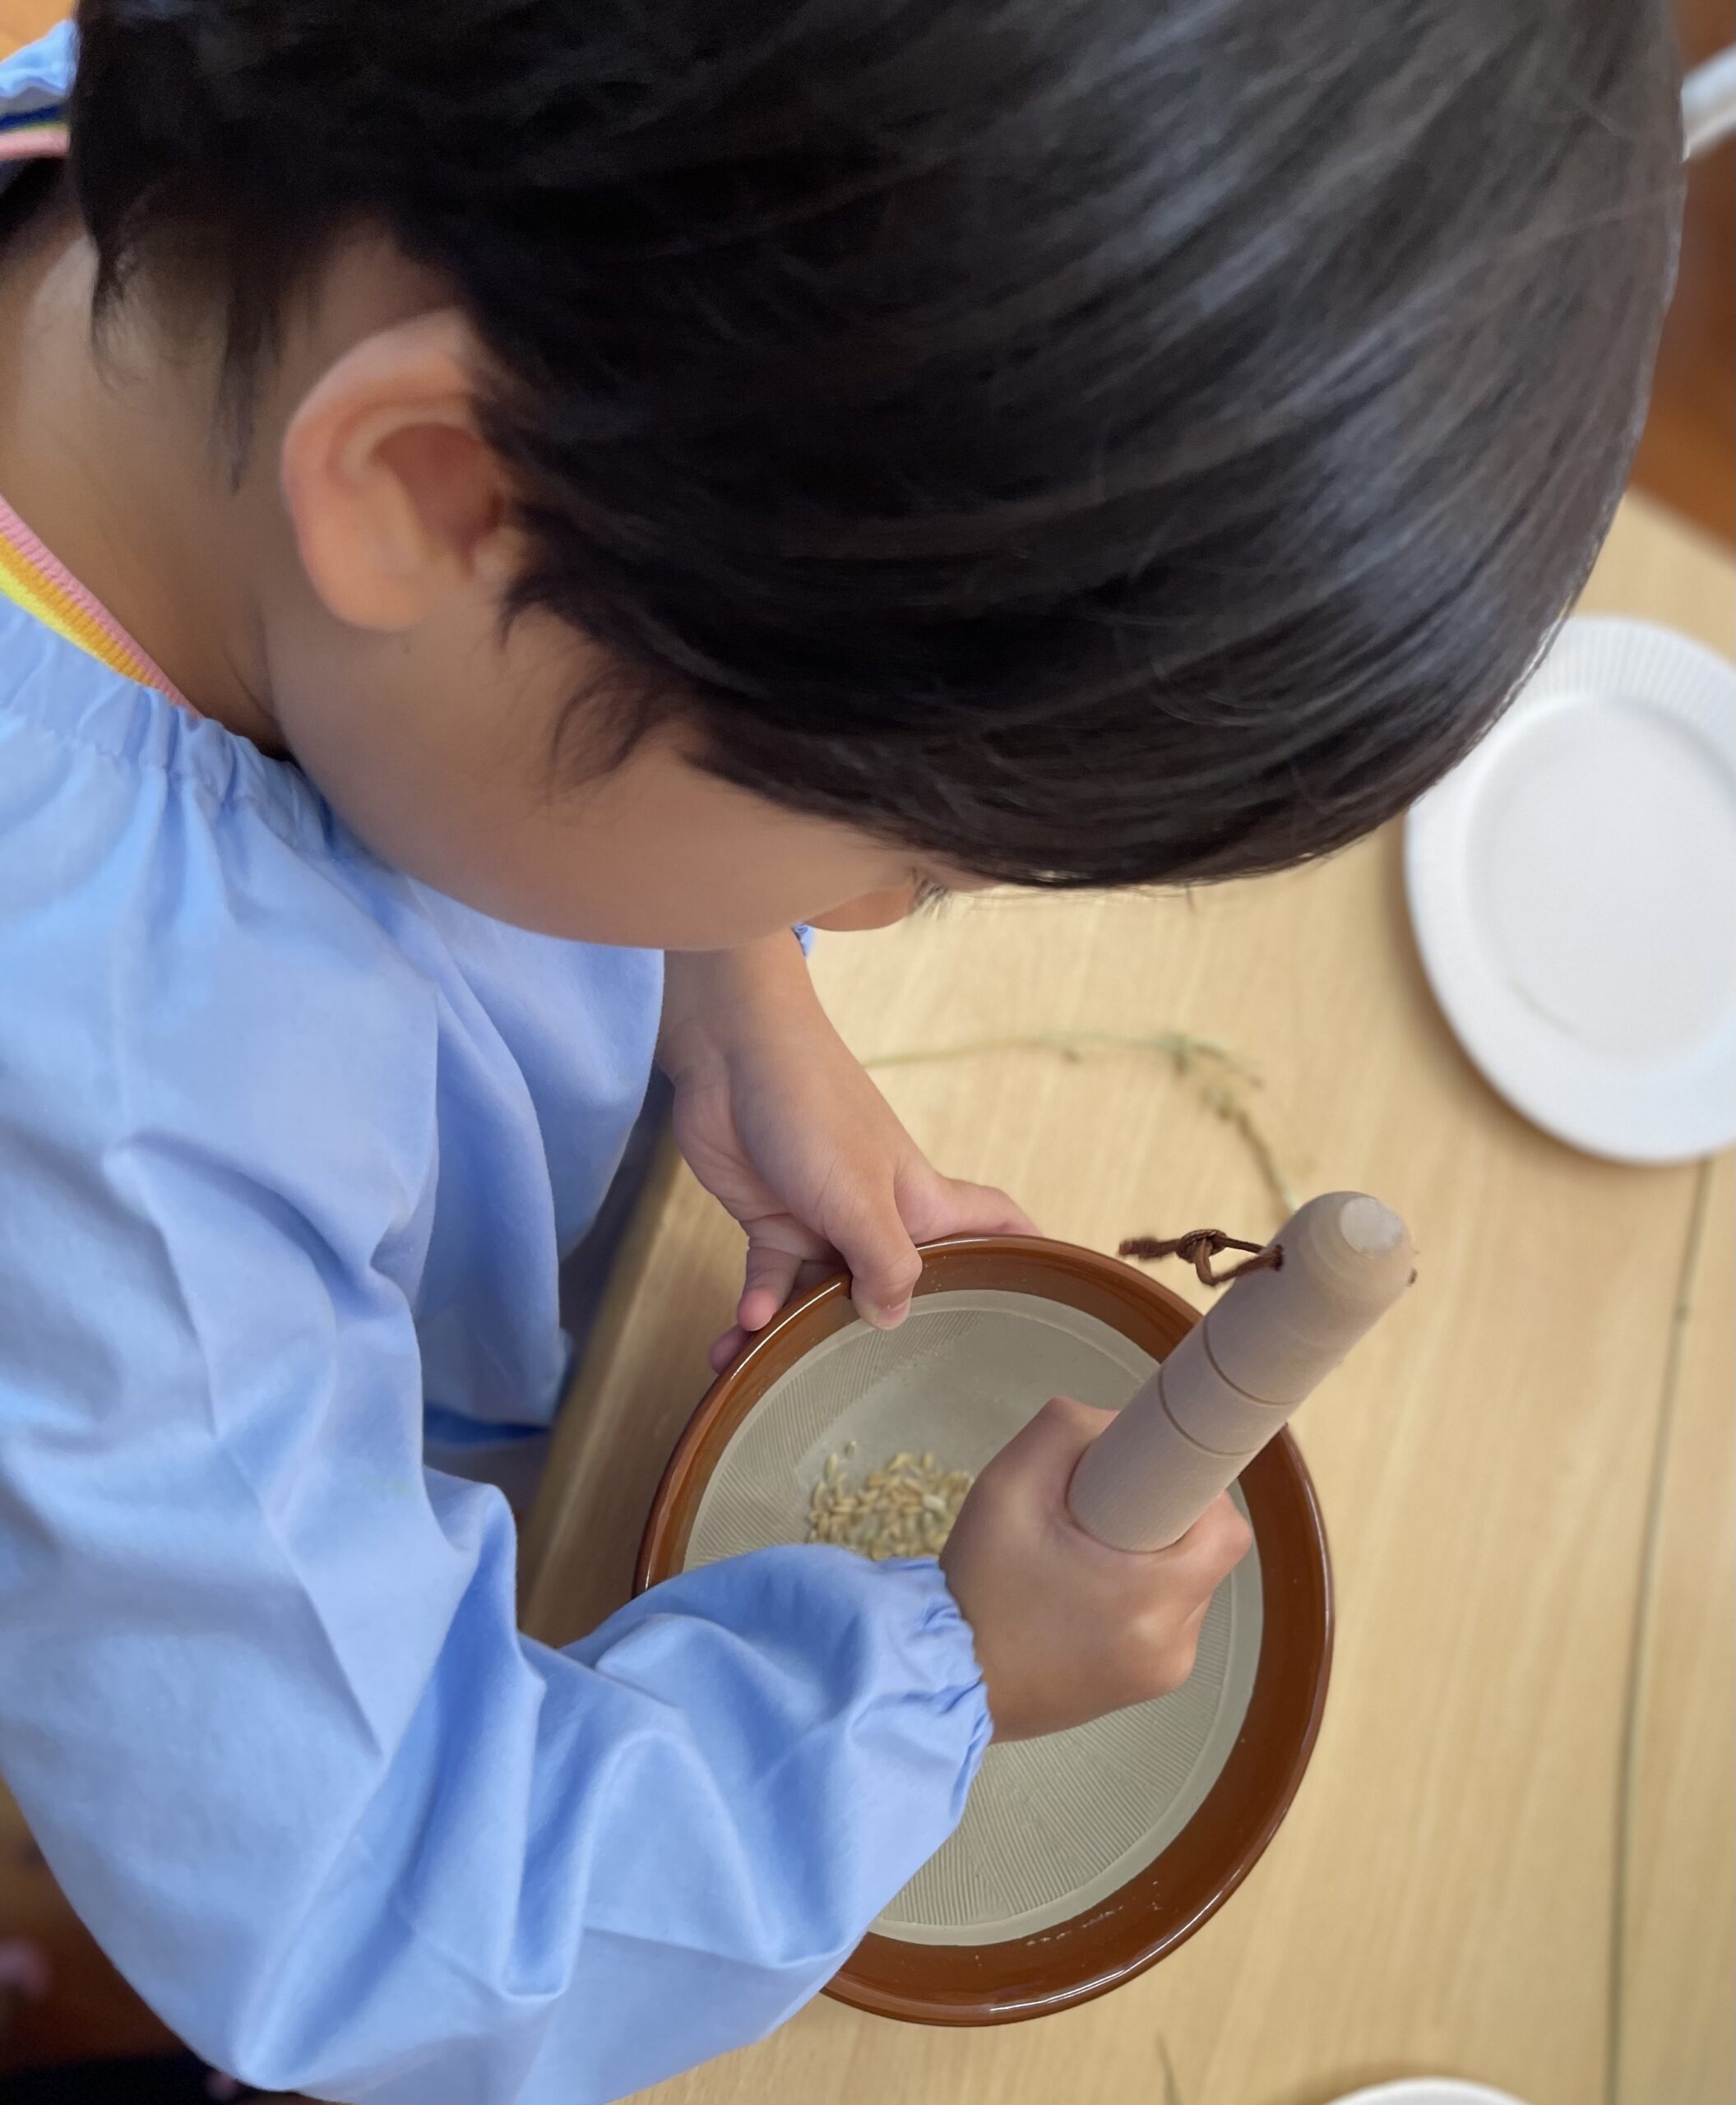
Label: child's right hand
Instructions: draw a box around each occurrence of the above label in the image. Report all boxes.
[939,1395,1254,1742]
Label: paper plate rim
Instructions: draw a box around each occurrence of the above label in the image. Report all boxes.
[1324,2083,1535,2105]
[1405,613,1736,1164]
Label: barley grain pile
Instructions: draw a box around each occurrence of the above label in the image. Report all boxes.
[805,1446,975,1560]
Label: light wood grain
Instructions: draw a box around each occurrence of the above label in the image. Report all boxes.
[516,1129,724,1641]
[1578,488,1735,641]
[1618,1152,1735,2105]
[522,491,1734,2105]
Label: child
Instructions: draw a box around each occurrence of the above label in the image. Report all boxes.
[0,4,1678,2101]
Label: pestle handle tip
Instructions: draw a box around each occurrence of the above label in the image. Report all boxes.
[1336,1193,1405,1258]
[1065,1189,1414,1551]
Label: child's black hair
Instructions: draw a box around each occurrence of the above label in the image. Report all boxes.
[70,0,1682,888]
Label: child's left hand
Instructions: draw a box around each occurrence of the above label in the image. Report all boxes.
[659,937,1036,1372]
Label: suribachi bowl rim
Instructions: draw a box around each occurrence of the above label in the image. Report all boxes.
[636,1232,1334,2025]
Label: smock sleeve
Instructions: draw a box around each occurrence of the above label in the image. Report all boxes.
[0,695,988,2104]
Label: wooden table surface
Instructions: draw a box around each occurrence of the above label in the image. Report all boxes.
[521,488,1734,2105]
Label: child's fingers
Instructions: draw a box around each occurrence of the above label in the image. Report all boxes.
[1164,1493,1255,1592]
[721,1247,843,1369]
[931,1178,1039,1238]
[820,1186,924,1330]
[706,1324,748,1373]
[716,1230,882,1368]
[979,1393,1118,1510]
[999,1414,1250,1584]
[738,1242,805,1331]
[848,1240,924,1330]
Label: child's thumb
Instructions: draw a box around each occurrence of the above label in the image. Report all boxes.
[974,1394,1122,1512]
[843,1207,925,1329]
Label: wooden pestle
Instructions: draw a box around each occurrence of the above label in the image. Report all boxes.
[1067,1193,1415,1551]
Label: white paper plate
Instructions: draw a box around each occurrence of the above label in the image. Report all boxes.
[1326,2085,1533,2105]
[1405,617,1736,1163]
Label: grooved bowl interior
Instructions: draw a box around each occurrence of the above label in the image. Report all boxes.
[637,1236,1333,2024]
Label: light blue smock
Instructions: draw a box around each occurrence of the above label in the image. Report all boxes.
[0,28,988,2099]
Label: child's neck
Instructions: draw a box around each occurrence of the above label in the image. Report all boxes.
[0,172,280,746]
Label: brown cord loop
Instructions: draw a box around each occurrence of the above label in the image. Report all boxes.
[1117,1227,1284,1288]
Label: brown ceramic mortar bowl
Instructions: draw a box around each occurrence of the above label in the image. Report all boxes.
[637,1233,1333,2025]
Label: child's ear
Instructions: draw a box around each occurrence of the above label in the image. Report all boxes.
[279,308,514,632]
